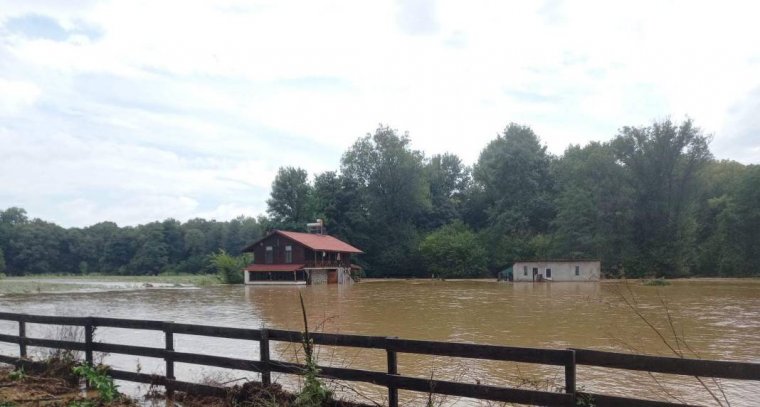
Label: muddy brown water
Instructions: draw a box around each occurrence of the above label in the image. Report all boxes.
[0,279,758,406]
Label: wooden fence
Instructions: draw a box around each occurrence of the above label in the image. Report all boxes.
[0,312,758,406]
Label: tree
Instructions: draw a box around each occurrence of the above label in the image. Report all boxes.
[420,222,487,278]
[101,228,136,274]
[692,160,747,276]
[425,153,471,229]
[696,165,760,276]
[612,119,712,277]
[266,167,313,229]
[184,228,206,256]
[222,216,263,254]
[129,224,168,275]
[473,123,554,236]
[340,125,430,276]
[0,248,5,275]
[311,172,369,246]
[0,208,28,269]
[342,125,430,223]
[162,219,184,265]
[471,123,555,270]
[6,219,66,275]
[730,165,760,275]
[311,171,340,220]
[0,207,29,226]
[550,142,634,273]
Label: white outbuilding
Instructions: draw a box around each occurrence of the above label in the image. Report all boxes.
[512,260,600,282]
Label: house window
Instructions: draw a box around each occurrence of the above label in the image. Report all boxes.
[523,266,528,276]
[265,246,273,264]
[285,245,292,263]
[546,268,552,278]
[575,265,580,276]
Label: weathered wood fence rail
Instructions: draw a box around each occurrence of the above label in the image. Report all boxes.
[0,312,758,406]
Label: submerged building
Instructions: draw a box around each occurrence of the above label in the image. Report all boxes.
[512,260,601,282]
[241,221,363,285]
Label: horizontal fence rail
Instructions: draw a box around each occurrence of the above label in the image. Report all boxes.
[0,312,758,406]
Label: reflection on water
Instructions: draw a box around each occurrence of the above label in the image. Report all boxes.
[0,280,759,406]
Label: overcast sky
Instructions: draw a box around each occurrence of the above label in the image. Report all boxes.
[1,0,759,228]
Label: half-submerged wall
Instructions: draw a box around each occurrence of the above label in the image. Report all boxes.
[513,260,600,282]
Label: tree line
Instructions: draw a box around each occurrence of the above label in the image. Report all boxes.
[0,210,264,276]
[1,118,758,278]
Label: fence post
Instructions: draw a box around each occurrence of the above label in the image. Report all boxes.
[164,322,175,399]
[260,328,271,386]
[386,337,399,407]
[84,317,94,366]
[565,349,576,401]
[18,315,27,359]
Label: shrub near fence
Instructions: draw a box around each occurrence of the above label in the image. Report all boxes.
[0,312,759,406]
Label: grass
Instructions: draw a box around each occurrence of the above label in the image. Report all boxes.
[0,273,222,295]
[4,272,220,283]
[642,278,672,286]
[0,360,135,406]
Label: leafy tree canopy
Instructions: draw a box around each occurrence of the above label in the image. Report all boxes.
[419,222,487,278]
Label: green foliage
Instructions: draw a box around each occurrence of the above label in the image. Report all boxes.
[0,208,262,277]
[7,367,26,381]
[695,164,760,276]
[473,123,554,235]
[209,250,249,284]
[340,125,431,276]
[0,248,5,275]
[612,119,712,277]
[129,224,169,275]
[472,123,556,269]
[576,392,596,406]
[420,222,487,278]
[642,278,671,286]
[311,171,369,247]
[72,364,119,403]
[425,153,471,229]
[267,166,313,228]
[550,142,634,271]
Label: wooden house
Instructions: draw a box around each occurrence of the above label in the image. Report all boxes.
[241,223,363,285]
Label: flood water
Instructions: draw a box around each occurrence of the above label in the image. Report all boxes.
[1,279,758,406]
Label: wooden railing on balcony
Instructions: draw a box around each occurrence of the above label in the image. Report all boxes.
[303,260,348,268]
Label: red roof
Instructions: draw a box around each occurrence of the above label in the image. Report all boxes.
[244,230,363,254]
[277,230,363,253]
[245,263,305,272]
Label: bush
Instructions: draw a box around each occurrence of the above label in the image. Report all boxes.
[419,222,488,278]
[642,278,671,286]
[72,364,120,403]
[209,250,249,284]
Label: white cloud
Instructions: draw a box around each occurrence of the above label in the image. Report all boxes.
[0,78,40,115]
[1,0,759,226]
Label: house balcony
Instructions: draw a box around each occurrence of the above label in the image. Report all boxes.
[302,260,349,269]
